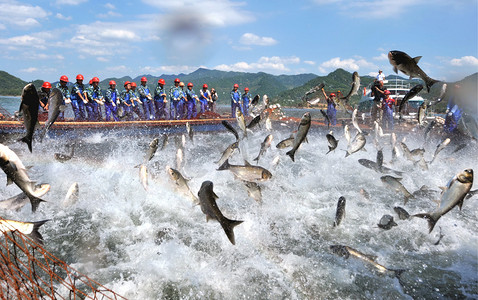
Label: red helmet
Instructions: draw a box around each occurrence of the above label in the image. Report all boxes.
[329,93,336,97]
[109,80,116,85]
[76,74,84,80]
[124,81,130,87]
[92,77,100,83]
[141,76,147,82]
[131,82,137,87]
[89,79,93,85]
[60,75,68,82]
[158,78,165,85]
[384,90,391,95]
[42,82,52,89]
[244,87,249,91]
[187,82,193,87]
[203,84,208,89]
[233,83,239,88]
[174,78,180,83]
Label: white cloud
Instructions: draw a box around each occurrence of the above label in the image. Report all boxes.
[105,3,115,9]
[20,67,38,73]
[450,56,478,67]
[240,33,277,46]
[140,65,202,75]
[214,56,301,74]
[373,53,388,61]
[97,57,109,62]
[304,60,316,65]
[0,1,49,28]
[56,13,72,20]
[319,57,378,74]
[0,35,46,50]
[98,11,121,18]
[56,0,88,5]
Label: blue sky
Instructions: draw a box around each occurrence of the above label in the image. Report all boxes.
[0,0,477,83]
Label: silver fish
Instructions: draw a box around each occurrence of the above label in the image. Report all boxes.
[186,122,194,142]
[197,181,243,245]
[176,147,184,170]
[236,107,247,138]
[343,125,351,146]
[423,120,436,141]
[286,112,311,162]
[388,50,439,92]
[377,149,383,168]
[352,109,362,133]
[216,141,239,166]
[417,102,427,126]
[400,141,415,162]
[160,134,169,150]
[54,143,75,162]
[358,159,403,176]
[394,206,410,220]
[340,71,360,102]
[320,109,330,128]
[345,132,366,157]
[412,185,439,200]
[254,134,273,162]
[218,159,272,182]
[333,196,346,227]
[244,181,262,203]
[62,182,79,208]
[19,83,40,152]
[0,184,50,212]
[430,138,450,164]
[326,132,338,154]
[0,219,49,245]
[246,115,261,129]
[144,138,159,163]
[330,245,404,278]
[399,84,423,116]
[0,143,46,212]
[168,167,199,204]
[139,164,148,191]
[380,175,413,204]
[222,120,239,141]
[360,188,370,201]
[39,88,65,141]
[414,169,473,233]
[276,136,294,149]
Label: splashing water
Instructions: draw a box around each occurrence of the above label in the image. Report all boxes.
[1,120,477,299]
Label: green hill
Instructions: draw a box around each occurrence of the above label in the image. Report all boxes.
[0,71,28,95]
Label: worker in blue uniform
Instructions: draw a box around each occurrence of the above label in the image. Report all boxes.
[105,80,119,121]
[154,78,169,120]
[230,83,242,118]
[70,74,88,121]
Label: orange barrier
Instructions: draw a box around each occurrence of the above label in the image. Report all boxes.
[0,217,126,299]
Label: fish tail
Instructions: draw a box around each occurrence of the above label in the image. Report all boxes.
[29,220,50,245]
[391,268,407,279]
[220,218,243,245]
[253,156,260,162]
[19,136,33,153]
[217,159,230,170]
[413,213,439,233]
[285,150,295,162]
[29,195,46,213]
[426,78,440,93]
[326,147,333,155]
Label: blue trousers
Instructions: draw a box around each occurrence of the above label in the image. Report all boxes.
[154,101,168,120]
[186,100,197,119]
[231,101,242,118]
[71,99,86,121]
[143,99,155,120]
[327,104,337,126]
[105,102,118,121]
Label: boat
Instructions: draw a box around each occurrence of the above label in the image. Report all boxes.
[358,79,426,117]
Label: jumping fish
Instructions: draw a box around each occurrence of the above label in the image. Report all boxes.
[139,164,148,191]
[345,133,366,157]
[244,181,262,203]
[430,138,450,164]
[388,50,439,92]
[330,245,405,278]
[320,109,330,128]
[246,115,261,129]
[380,175,414,204]
[286,112,311,162]
[340,72,360,102]
[352,109,362,133]
[0,219,49,245]
[197,181,243,245]
[221,120,239,141]
[0,144,46,212]
[394,206,410,220]
[54,143,75,162]
[399,84,423,116]
[276,136,294,149]
[168,167,199,204]
[377,215,397,230]
[254,134,273,162]
[39,88,65,141]
[216,141,239,166]
[344,125,351,146]
[326,132,338,154]
[417,102,427,126]
[19,83,40,152]
[176,148,184,170]
[0,184,50,212]
[61,182,79,208]
[218,159,272,182]
[186,122,194,142]
[414,169,473,233]
[160,134,169,150]
[144,138,159,163]
[236,107,247,138]
[333,196,346,227]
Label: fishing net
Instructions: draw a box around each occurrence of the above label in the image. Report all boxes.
[0,217,126,300]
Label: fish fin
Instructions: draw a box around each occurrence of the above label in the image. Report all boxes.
[326,147,333,155]
[305,137,309,144]
[457,199,464,210]
[286,150,295,162]
[413,56,422,63]
[212,191,219,200]
[244,160,252,166]
[59,105,66,112]
[217,159,230,171]
[19,136,33,153]
[390,268,406,280]
[426,78,440,93]
[393,66,398,74]
[413,213,438,233]
[28,220,49,245]
[7,176,14,186]
[438,186,446,192]
[253,156,260,162]
[220,218,244,245]
[365,254,378,261]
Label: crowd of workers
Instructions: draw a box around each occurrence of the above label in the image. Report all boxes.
[37,75,254,121]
